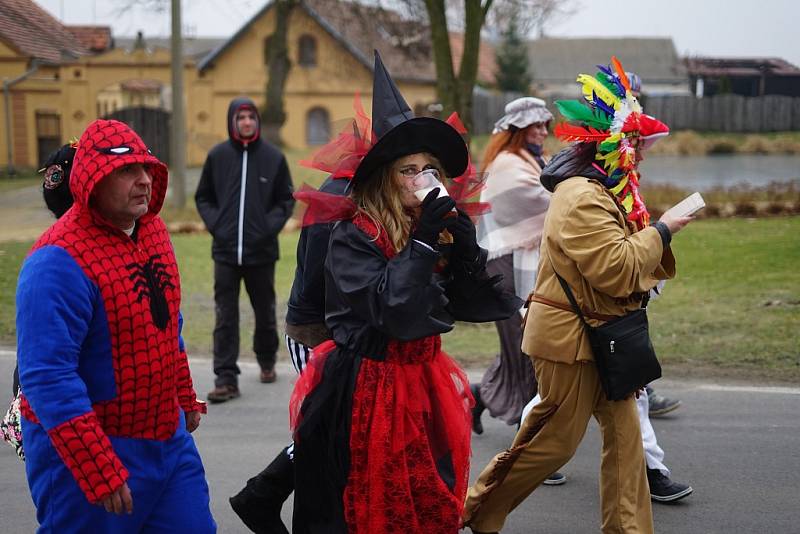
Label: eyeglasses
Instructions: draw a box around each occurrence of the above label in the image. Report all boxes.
[397,165,440,179]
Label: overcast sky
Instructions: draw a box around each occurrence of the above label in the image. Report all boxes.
[37,0,800,67]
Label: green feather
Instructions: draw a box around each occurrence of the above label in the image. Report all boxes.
[598,138,619,152]
[555,100,612,129]
[595,72,619,95]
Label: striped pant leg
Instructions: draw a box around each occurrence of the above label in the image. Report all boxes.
[284,334,313,376]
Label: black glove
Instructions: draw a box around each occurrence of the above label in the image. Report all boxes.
[412,188,456,247]
[446,208,480,260]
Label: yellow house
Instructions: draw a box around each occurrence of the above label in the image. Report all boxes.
[1,0,490,171]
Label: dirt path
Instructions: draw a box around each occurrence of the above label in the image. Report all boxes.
[0,185,55,242]
[0,168,203,242]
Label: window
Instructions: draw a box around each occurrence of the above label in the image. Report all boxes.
[306,107,330,145]
[298,34,317,67]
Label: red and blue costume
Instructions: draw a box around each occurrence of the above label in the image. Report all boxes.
[16,120,215,532]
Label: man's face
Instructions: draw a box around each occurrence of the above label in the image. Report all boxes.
[92,163,152,229]
[236,109,258,139]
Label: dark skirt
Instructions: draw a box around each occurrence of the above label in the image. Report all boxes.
[478,254,538,425]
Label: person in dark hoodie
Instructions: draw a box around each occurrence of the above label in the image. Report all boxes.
[196,97,295,402]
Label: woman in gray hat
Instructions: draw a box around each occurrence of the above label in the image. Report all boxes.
[470,97,566,484]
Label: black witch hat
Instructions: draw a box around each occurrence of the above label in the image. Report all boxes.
[352,51,469,186]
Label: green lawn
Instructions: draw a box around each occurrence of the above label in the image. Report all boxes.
[1,217,798,380]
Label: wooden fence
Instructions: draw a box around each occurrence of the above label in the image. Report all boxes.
[471,90,800,135]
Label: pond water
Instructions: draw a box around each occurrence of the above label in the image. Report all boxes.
[639,154,800,190]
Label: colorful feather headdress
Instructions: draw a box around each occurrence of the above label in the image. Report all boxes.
[554,56,669,229]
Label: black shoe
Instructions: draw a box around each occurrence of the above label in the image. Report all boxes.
[647,386,682,417]
[470,384,485,435]
[542,471,567,486]
[647,468,693,502]
[230,447,294,533]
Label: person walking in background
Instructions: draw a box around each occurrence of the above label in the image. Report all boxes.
[196,97,295,403]
[469,97,566,486]
[16,119,214,532]
[462,57,692,534]
[289,51,521,534]
[625,71,683,419]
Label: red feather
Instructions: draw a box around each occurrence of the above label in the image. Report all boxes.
[444,112,468,134]
[554,122,611,142]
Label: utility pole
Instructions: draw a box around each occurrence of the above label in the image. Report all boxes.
[170,0,187,208]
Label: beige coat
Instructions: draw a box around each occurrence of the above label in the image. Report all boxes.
[522,176,675,364]
[478,150,550,259]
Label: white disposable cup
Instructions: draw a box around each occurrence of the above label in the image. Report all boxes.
[410,170,449,202]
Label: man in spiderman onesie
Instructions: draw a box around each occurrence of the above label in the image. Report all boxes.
[16,119,216,532]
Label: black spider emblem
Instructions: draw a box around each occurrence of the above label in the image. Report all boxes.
[126,254,175,330]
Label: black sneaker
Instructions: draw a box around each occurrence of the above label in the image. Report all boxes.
[542,471,567,486]
[647,386,682,417]
[647,468,693,502]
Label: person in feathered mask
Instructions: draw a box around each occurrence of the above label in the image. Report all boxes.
[462,57,693,534]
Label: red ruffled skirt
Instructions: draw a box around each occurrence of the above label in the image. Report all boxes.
[290,336,473,533]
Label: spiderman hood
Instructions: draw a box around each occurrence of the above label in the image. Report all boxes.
[69,119,169,219]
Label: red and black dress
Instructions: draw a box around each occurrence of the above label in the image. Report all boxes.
[290,213,520,533]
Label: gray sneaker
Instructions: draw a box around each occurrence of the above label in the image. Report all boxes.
[647,468,693,502]
[542,472,567,486]
[647,386,682,417]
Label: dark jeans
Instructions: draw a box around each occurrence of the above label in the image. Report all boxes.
[213,261,278,387]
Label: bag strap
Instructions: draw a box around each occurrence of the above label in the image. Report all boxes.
[547,253,592,329]
[554,272,593,329]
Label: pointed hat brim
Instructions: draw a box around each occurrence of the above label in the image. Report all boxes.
[352,116,468,185]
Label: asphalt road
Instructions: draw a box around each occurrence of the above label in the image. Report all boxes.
[2,349,799,533]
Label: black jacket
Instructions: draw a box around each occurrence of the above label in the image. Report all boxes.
[286,176,350,325]
[195,98,295,265]
[324,221,522,359]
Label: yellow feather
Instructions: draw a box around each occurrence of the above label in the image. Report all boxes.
[577,74,621,110]
[620,193,634,212]
[610,177,629,195]
[596,150,621,173]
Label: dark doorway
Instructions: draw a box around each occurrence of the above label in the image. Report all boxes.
[36,111,61,167]
[105,107,171,165]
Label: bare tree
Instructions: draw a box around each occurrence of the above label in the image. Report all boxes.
[262,0,300,146]
[395,0,573,136]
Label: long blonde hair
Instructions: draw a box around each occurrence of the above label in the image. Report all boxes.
[352,153,449,252]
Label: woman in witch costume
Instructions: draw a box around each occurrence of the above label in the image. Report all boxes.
[289,52,521,534]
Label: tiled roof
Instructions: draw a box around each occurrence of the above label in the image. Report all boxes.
[0,0,87,63]
[527,37,687,84]
[66,25,113,53]
[199,0,495,84]
[686,57,800,77]
[114,35,227,61]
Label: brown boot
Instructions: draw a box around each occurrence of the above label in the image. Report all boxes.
[207,384,240,403]
[260,368,277,383]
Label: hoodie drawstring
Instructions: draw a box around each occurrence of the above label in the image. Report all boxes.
[237,147,248,265]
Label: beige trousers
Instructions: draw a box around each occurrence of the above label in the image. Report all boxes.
[462,359,653,533]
